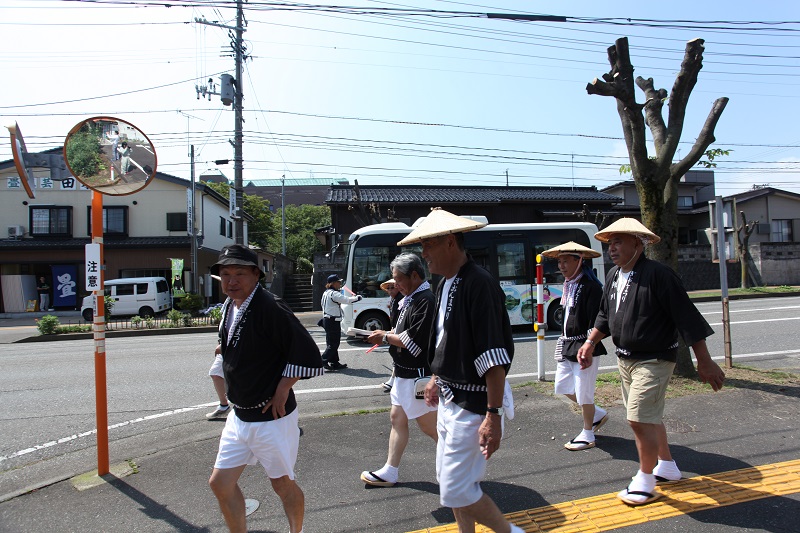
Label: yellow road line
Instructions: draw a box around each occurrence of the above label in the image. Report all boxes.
[407,458,800,533]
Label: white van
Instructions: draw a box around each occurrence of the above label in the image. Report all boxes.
[81,277,172,321]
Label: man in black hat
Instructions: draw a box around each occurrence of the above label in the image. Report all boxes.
[207,244,324,533]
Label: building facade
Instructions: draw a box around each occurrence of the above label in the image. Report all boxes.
[0,157,251,312]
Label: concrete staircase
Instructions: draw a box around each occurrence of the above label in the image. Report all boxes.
[283,274,314,312]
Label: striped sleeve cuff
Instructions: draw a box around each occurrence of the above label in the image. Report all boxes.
[283,364,325,379]
[474,348,512,377]
[398,331,422,357]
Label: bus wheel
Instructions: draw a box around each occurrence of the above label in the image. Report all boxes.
[547,299,564,331]
[82,308,93,322]
[138,306,155,318]
[355,311,389,331]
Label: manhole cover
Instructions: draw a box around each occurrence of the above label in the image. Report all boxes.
[245,498,260,516]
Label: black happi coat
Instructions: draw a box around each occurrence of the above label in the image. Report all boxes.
[594,254,714,362]
[428,259,514,414]
[560,275,607,361]
[390,287,434,379]
[219,286,324,422]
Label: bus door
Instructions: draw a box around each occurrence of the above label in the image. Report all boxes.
[494,240,534,326]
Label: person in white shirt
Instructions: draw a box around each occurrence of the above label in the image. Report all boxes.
[320,274,361,370]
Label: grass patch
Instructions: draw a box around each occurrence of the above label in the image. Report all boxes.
[524,365,799,409]
[322,407,391,418]
[690,285,800,299]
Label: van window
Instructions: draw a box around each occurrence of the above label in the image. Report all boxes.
[156,279,169,293]
[115,284,135,296]
[136,283,149,295]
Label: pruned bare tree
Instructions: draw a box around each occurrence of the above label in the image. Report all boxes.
[736,210,758,288]
[587,37,729,376]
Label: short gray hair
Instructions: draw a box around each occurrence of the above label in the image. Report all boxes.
[390,252,426,280]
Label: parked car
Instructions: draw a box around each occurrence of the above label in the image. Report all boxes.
[81,277,172,321]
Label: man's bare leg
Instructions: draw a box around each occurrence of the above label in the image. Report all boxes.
[270,475,305,533]
[387,406,410,467]
[211,375,227,405]
[454,494,512,533]
[209,465,247,533]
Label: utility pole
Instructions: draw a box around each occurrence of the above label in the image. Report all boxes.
[195,1,246,244]
[233,0,244,244]
[190,145,198,293]
[281,174,286,256]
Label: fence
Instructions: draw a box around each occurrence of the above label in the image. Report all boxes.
[58,313,220,331]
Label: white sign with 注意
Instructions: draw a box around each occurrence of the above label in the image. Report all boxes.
[85,243,102,292]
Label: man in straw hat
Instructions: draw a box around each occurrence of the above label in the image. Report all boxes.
[207,244,324,533]
[404,208,524,533]
[577,218,725,506]
[541,241,608,452]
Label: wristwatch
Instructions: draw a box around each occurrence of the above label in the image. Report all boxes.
[486,407,504,417]
[382,333,389,345]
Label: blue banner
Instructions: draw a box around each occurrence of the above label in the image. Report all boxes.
[51,265,78,308]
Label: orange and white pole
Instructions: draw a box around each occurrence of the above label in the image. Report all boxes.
[534,254,546,381]
[91,190,109,475]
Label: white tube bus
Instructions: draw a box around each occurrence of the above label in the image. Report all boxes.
[338,216,605,333]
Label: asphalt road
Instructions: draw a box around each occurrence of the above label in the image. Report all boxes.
[1,296,799,504]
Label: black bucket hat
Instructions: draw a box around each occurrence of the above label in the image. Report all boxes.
[211,244,265,279]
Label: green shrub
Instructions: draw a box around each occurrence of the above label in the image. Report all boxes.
[104,295,115,317]
[167,309,184,328]
[208,306,222,324]
[296,257,313,273]
[144,316,155,329]
[178,293,203,314]
[181,313,193,327]
[131,316,143,328]
[36,315,60,335]
[55,324,92,333]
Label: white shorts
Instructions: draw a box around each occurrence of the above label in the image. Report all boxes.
[390,377,437,420]
[209,354,224,378]
[435,401,493,508]
[213,409,300,479]
[554,356,600,405]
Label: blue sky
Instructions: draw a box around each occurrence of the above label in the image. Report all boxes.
[1,0,798,198]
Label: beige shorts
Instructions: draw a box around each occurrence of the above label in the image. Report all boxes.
[617,358,675,424]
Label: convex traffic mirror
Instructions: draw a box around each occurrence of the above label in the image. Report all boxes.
[64,117,157,196]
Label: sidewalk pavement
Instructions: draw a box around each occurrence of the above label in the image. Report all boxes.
[1,376,798,532]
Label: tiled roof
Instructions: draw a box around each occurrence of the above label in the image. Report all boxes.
[326,186,621,204]
[0,236,190,249]
[246,178,347,187]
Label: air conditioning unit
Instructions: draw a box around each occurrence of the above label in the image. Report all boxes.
[7,225,24,239]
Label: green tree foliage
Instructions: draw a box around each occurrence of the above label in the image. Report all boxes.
[202,181,277,251]
[66,124,105,179]
[271,204,331,263]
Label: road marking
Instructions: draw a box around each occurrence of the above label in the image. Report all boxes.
[702,304,800,315]
[406,459,800,533]
[708,316,800,326]
[3,348,798,465]
[0,402,217,464]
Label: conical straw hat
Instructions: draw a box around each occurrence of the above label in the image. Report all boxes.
[541,241,601,259]
[397,208,487,246]
[594,218,661,244]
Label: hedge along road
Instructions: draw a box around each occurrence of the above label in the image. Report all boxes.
[1,296,799,501]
